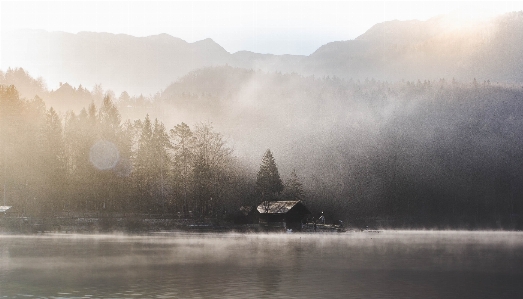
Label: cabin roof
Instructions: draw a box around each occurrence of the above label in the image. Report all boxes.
[257,200,304,214]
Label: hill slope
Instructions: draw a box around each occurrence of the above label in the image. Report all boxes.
[2,11,523,95]
[309,11,523,82]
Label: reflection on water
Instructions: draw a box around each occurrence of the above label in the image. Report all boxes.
[0,231,522,298]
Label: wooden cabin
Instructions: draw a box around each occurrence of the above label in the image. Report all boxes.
[257,200,310,231]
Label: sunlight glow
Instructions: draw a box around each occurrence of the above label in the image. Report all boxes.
[2,1,523,55]
[89,140,120,170]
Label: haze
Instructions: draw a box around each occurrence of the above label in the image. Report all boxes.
[2,232,523,297]
[2,1,523,230]
[3,3,523,299]
[2,1,523,57]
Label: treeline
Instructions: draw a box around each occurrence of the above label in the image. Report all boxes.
[3,66,523,229]
[305,80,523,229]
[0,84,260,218]
[0,68,158,117]
[161,67,523,229]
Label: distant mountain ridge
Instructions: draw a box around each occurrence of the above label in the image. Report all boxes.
[1,29,234,94]
[2,11,523,95]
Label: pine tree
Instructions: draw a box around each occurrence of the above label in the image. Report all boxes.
[191,123,232,216]
[133,114,154,211]
[42,107,66,212]
[152,118,171,212]
[284,169,305,201]
[98,95,121,140]
[256,149,284,201]
[170,122,195,214]
[133,115,172,212]
[0,86,27,210]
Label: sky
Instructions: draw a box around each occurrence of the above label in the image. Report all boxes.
[2,1,523,56]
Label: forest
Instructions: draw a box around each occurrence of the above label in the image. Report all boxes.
[1,67,523,229]
[0,85,254,220]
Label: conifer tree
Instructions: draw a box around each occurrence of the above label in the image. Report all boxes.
[133,114,154,211]
[0,86,24,209]
[152,118,171,211]
[98,95,121,139]
[284,169,305,201]
[256,149,284,202]
[170,122,195,214]
[191,123,232,216]
[42,107,66,212]
[133,115,172,212]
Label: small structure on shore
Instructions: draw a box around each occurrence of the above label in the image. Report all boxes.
[257,200,310,231]
[0,206,11,214]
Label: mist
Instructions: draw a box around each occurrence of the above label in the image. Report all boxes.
[2,11,523,230]
[2,231,523,298]
[4,11,523,95]
[4,5,523,299]
[2,64,523,230]
[153,68,523,228]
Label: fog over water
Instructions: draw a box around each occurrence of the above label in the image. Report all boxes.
[3,49,523,227]
[1,231,523,298]
[3,3,523,298]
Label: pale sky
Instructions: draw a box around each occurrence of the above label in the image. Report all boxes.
[2,1,523,55]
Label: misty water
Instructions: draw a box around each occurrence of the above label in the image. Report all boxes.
[1,231,522,299]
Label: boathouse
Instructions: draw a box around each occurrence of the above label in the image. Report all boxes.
[257,200,310,231]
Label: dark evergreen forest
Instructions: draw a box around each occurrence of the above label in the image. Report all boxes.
[1,67,523,229]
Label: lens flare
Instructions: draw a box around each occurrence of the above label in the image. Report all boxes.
[89,140,120,170]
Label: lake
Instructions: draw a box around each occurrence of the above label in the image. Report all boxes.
[1,231,522,298]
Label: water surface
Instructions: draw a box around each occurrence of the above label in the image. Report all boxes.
[1,231,522,298]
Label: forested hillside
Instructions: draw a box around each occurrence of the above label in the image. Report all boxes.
[2,66,523,228]
[158,67,523,228]
[310,11,523,83]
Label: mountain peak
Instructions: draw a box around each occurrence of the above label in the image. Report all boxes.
[193,37,219,47]
[4,10,523,95]
[356,19,430,44]
[197,37,215,43]
[145,33,186,43]
[192,38,229,54]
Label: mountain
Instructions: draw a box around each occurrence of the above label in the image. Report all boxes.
[308,11,523,82]
[1,30,233,95]
[4,60,523,227]
[2,11,523,95]
[137,66,523,226]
